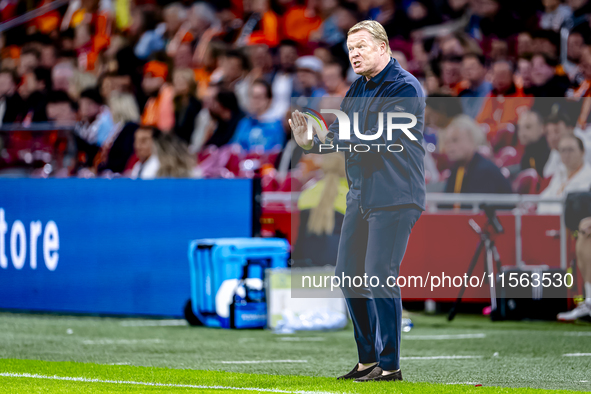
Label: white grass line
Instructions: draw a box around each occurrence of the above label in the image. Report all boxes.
[119,320,188,327]
[218,360,308,364]
[564,332,591,337]
[278,337,326,342]
[82,339,164,345]
[0,372,336,394]
[403,333,486,340]
[563,353,591,357]
[401,355,483,360]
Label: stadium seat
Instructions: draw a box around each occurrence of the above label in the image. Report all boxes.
[490,124,516,153]
[279,173,303,192]
[512,168,540,194]
[262,170,280,192]
[495,146,521,168]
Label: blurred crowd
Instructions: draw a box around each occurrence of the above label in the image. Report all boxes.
[0,0,591,202]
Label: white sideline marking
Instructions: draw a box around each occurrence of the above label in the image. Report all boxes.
[563,353,591,357]
[120,320,188,327]
[279,337,325,342]
[401,355,482,360]
[403,334,486,340]
[564,332,591,337]
[0,372,335,394]
[82,339,164,345]
[218,360,308,364]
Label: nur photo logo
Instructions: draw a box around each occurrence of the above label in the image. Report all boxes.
[302,107,418,153]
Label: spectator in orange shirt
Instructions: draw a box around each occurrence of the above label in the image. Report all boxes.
[476,60,533,142]
[240,0,279,48]
[282,2,322,46]
[141,61,175,133]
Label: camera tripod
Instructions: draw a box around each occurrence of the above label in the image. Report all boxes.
[448,206,504,321]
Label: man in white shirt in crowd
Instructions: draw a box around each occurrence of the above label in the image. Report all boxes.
[538,135,591,214]
[131,126,161,180]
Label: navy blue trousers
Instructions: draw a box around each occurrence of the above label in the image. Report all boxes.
[335,195,421,371]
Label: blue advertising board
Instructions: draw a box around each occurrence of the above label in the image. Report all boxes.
[0,178,253,317]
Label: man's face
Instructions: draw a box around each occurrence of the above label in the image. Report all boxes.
[445,126,475,162]
[79,97,101,121]
[559,136,584,171]
[40,45,57,69]
[47,102,77,123]
[174,43,193,69]
[296,69,318,89]
[322,64,344,94]
[222,56,244,82]
[517,32,533,56]
[142,75,164,95]
[52,64,74,92]
[18,53,39,76]
[462,57,485,86]
[164,7,184,34]
[517,58,533,88]
[134,128,154,162]
[567,33,585,62]
[546,121,570,150]
[441,60,462,86]
[249,83,270,116]
[347,30,383,77]
[279,45,298,71]
[0,73,15,98]
[492,63,513,93]
[531,55,555,86]
[517,112,544,145]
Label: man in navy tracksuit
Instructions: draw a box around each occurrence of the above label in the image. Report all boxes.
[289,20,425,382]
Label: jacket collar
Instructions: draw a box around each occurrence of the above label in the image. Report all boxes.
[365,57,401,88]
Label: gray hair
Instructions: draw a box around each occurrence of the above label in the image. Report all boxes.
[348,20,392,56]
[447,115,486,147]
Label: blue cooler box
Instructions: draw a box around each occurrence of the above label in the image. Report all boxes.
[187,238,290,328]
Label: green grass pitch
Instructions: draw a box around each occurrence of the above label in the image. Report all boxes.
[0,311,590,393]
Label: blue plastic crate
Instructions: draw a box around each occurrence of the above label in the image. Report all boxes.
[187,238,290,328]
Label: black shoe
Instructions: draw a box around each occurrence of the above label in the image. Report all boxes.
[355,367,403,382]
[337,363,378,380]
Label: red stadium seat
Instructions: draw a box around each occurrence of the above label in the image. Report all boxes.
[490,124,516,153]
[494,146,521,168]
[262,170,280,192]
[279,173,303,192]
[512,168,540,194]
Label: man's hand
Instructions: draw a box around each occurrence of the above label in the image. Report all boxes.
[289,110,314,150]
[289,110,330,150]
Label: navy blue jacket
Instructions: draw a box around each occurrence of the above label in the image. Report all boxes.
[305,58,426,210]
[445,152,512,194]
